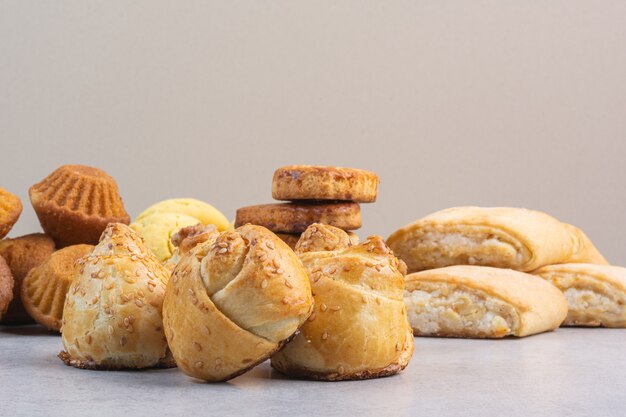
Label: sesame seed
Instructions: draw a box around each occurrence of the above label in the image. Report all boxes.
[331,305,341,311]
[135,299,143,307]
[276,267,284,274]
[193,342,202,352]
[86,334,92,344]
[396,342,402,351]
[218,248,228,254]
[361,295,368,303]
[265,241,275,250]
[337,366,345,374]
[282,297,290,305]
[120,336,127,346]
[215,358,223,365]
[195,361,204,368]
[284,280,293,288]
[108,325,114,335]
[343,265,351,272]
[320,303,328,312]
[308,313,316,321]
[376,297,382,305]
[322,331,329,340]
[124,317,130,327]
[218,242,228,248]
[261,279,268,289]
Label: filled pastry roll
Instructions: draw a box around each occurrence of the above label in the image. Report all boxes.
[387,207,607,273]
[533,263,626,327]
[271,224,414,381]
[404,265,568,338]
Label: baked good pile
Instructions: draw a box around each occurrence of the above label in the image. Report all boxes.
[0,163,623,383]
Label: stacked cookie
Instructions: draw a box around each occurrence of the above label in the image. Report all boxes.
[235,165,379,248]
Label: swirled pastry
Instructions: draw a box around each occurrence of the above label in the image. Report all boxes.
[404,265,568,338]
[387,207,607,273]
[271,224,413,381]
[163,225,313,382]
[534,263,626,327]
[59,223,172,370]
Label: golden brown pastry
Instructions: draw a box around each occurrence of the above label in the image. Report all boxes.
[0,256,14,320]
[29,164,130,247]
[387,207,607,273]
[0,233,55,324]
[163,223,219,271]
[534,263,626,327]
[0,188,22,239]
[163,225,313,382]
[272,165,379,202]
[271,224,414,381]
[404,265,568,338]
[235,202,361,233]
[59,223,172,370]
[21,244,93,331]
[276,231,359,250]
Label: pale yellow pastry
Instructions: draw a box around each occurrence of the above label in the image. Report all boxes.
[131,212,200,263]
[387,207,607,273]
[135,198,229,231]
[404,265,568,338]
[534,263,626,327]
[271,224,414,381]
[163,225,313,382]
[59,223,172,370]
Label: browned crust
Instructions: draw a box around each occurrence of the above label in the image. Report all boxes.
[235,202,361,233]
[272,165,379,203]
[58,350,177,370]
[271,359,409,381]
[0,256,14,319]
[20,244,93,331]
[0,233,55,324]
[29,165,130,247]
[0,188,22,239]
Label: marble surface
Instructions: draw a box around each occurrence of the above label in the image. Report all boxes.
[1,326,624,417]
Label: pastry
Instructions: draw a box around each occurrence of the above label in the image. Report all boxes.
[59,223,172,370]
[0,233,55,324]
[135,198,230,232]
[235,202,361,234]
[271,224,414,381]
[0,256,13,320]
[387,206,607,273]
[534,263,626,327]
[0,188,22,239]
[163,223,219,270]
[131,212,202,263]
[277,232,359,250]
[21,244,93,331]
[272,165,379,202]
[404,265,568,338]
[163,225,313,382]
[29,164,130,247]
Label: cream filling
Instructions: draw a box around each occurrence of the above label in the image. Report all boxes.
[563,288,622,316]
[404,285,519,337]
[413,230,527,269]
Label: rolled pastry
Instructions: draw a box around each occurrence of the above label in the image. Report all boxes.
[271,224,414,381]
[163,225,313,382]
[404,265,568,338]
[387,207,607,273]
[534,263,626,327]
[59,224,172,369]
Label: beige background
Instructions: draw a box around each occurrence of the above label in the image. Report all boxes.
[1,1,625,263]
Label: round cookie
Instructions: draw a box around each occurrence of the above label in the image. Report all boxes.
[0,233,56,324]
[272,165,379,203]
[0,188,23,239]
[29,164,130,247]
[235,202,362,234]
[21,244,94,331]
[0,256,14,320]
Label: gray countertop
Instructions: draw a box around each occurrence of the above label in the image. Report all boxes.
[1,326,624,417]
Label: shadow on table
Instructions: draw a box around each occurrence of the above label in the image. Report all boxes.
[0,324,56,337]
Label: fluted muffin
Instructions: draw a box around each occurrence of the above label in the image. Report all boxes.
[0,256,14,320]
[21,244,93,331]
[59,223,172,370]
[0,188,22,239]
[29,165,130,247]
[0,233,55,324]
